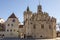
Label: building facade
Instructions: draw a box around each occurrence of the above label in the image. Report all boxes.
[0,4,56,39]
[5,13,20,37]
[24,4,56,38]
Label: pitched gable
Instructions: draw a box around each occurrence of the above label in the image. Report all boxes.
[8,13,17,18]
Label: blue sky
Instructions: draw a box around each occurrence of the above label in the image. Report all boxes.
[0,0,60,23]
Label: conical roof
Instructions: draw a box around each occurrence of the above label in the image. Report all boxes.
[8,13,17,18]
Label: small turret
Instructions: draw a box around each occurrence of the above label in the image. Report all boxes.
[24,6,32,21]
[37,4,42,12]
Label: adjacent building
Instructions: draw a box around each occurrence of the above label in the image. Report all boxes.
[5,13,20,37]
[24,4,56,38]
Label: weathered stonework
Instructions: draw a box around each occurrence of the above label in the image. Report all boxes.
[5,13,20,37]
[24,4,56,39]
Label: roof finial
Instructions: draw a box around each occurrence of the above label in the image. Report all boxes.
[27,6,29,11]
[27,0,29,11]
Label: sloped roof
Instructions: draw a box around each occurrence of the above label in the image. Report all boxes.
[8,13,17,18]
[19,25,23,28]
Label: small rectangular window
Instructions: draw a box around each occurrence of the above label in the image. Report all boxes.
[7,29,9,32]
[41,24,44,29]
[8,24,10,26]
[49,25,51,29]
[31,22,32,24]
[33,24,36,29]
[14,29,15,32]
[10,29,12,32]
[11,24,13,26]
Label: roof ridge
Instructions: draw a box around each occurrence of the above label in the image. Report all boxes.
[8,13,17,18]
